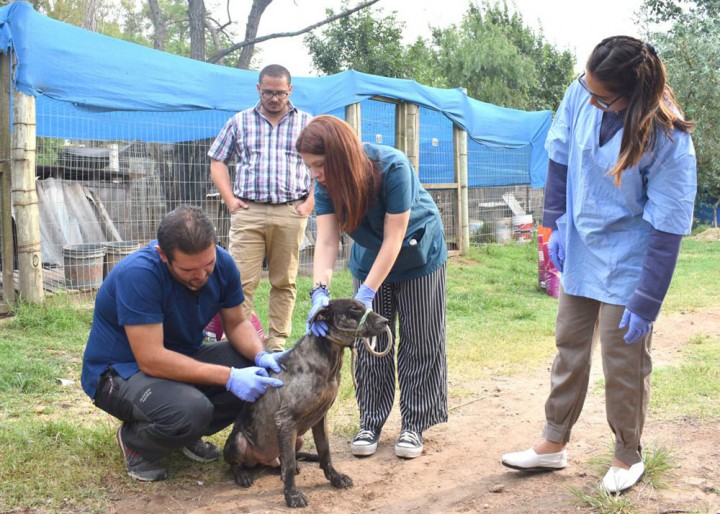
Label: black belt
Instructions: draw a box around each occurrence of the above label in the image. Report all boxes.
[237,195,306,205]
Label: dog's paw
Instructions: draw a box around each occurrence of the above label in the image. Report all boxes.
[284,487,308,508]
[233,470,254,488]
[329,472,353,489]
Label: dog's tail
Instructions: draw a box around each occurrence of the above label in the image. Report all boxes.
[295,451,320,462]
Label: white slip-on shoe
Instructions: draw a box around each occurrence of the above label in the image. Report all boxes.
[501,447,568,471]
[601,462,645,493]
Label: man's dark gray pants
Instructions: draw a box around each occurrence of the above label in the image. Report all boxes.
[93,341,249,461]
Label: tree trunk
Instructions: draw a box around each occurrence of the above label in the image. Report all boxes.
[188,0,207,61]
[82,0,101,32]
[238,0,272,69]
[147,0,166,51]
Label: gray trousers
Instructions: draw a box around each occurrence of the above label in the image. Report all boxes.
[543,289,652,465]
[94,342,250,460]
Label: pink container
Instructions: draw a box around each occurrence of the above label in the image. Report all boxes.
[537,234,547,290]
[204,314,224,341]
[545,267,560,298]
[251,312,266,343]
[204,312,266,343]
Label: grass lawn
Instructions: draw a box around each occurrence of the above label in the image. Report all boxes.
[0,236,718,512]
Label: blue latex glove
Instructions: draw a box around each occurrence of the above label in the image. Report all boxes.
[254,350,288,374]
[306,287,330,337]
[548,230,566,273]
[619,308,653,345]
[354,283,376,309]
[225,366,284,402]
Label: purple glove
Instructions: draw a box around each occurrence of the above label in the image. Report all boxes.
[354,283,376,309]
[548,230,565,272]
[306,287,329,337]
[225,366,284,402]
[254,350,289,374]
[619,308,652,344]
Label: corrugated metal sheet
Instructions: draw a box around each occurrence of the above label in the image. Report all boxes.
[37,178,119,267]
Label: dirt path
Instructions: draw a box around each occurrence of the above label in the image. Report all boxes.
[112,307,720,514]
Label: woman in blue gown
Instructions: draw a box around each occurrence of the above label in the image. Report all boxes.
[502,35,696,494]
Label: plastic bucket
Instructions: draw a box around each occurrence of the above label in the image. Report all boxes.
[512,214,533,243]
[495,217,512,244]
[103,241,141,278]
[63,243,106,290]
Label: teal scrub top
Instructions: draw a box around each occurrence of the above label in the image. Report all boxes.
[314,143,447,283]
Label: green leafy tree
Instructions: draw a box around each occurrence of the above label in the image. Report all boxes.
[24,0,380,70]
[304,1,409,78]
[427,1,575,110]
[644,0,720,225]
[32,0,123,33]
[304,1,574,111]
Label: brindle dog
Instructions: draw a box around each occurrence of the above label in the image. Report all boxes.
[223,298,389,508]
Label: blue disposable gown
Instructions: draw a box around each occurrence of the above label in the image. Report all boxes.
[546,81,697,305]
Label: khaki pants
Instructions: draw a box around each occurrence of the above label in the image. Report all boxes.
[229,201,308,352]
[542,289,652,465]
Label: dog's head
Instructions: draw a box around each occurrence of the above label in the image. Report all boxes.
[311,299,388,347]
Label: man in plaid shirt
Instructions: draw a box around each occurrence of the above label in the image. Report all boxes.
[208,64,313,352]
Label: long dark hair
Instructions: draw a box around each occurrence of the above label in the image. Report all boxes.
[295,116,381,232]
[587,35,694,186]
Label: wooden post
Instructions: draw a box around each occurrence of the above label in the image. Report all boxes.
[345,103,361,138]
[396,102,419,171]
[12,90,43,302]
[1,52,15,304]
[108,143,119,172]
[453,124,469,255]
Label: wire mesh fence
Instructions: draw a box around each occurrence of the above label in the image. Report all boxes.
[2,96,544,305]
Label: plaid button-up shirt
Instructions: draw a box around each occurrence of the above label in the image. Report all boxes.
[208,101,312,203]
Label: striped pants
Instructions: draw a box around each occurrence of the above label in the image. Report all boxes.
[353,264,448,434]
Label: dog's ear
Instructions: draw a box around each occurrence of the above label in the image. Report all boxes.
[310,304,330,324]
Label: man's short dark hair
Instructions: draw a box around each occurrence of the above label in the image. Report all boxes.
[259,64,292,85]
[157,205,217,261]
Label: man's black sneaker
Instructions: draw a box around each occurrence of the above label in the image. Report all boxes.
[116,426,168,482]
[182,439,220,463]
[350,429,380,456]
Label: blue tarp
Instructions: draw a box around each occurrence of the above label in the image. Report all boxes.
[0,1,552,188]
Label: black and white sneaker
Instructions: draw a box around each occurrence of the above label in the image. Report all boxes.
[182,439,220,463]
[395,430,423,459]
[350,429,380,456]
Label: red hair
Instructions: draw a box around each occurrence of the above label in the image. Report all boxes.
[296,116,381,232]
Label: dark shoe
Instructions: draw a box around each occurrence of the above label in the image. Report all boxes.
[182,439,220,463]
[395,430,423,459]
[350,429,380,456]
[116,426,168,482]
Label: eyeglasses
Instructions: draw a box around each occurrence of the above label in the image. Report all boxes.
[577,73,621,110]
[260,89,289,100]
